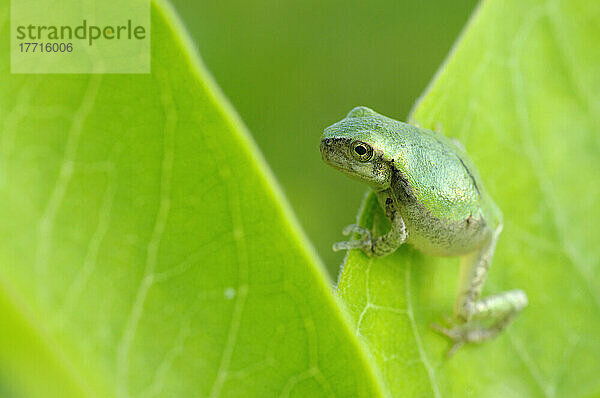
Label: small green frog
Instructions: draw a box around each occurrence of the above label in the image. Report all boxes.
[321,106,527,355]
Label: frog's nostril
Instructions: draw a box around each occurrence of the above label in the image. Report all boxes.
[320,140,328,155]
[320,139,337,164]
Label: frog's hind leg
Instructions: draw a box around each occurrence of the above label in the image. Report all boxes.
[433,226,528,355]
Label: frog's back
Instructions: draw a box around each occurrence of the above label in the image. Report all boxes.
[386,121,502,255]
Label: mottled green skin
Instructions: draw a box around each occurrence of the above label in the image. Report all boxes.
[321,106,502,257]
[322,107,527,351]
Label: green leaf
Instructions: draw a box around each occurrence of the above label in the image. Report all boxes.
[0,2,386,397]
[338,0,600,396]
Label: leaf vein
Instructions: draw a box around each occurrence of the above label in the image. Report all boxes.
[405,262,441,398]
[509,7,600,311]
[35,75,102,303]
[115,69,176,398]
[208,143,250,398]
[54,162,117,328]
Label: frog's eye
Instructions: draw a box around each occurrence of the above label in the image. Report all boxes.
[351,140,374,162]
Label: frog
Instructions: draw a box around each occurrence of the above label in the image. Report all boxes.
[320,106,527,355]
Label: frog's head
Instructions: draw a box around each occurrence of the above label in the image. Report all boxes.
[321,106,396,191]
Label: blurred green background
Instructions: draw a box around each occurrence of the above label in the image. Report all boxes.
[170,0,478,275]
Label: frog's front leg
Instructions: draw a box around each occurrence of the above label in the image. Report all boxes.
[433,226,528,356]
[333,190,407,257]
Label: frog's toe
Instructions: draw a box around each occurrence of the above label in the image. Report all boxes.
[333,240,355,251]
[431,322,453,338]
[430,322,470,357]
[442,315,458,327]
[332,238,372,252]
[341,224,372,240]
[334,224,374,253]
[446,341,465,357]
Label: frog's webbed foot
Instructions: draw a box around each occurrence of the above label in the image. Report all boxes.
[333,224,373,252]
[431,320,491,357]
[431,313,519,357]
[430,322,465,357]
